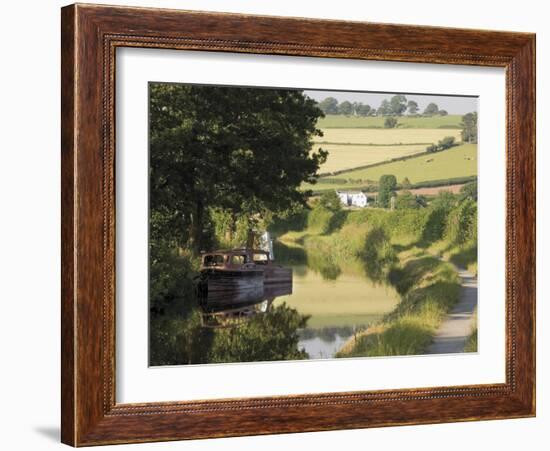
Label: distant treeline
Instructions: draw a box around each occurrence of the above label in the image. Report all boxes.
[316,94,449,117]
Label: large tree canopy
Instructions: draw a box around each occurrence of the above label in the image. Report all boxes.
[149,84,327,252]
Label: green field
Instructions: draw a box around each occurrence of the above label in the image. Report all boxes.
[305,144,477,191]
[315,128,462,146]
[314,144,427,174]
[317,114,463,129]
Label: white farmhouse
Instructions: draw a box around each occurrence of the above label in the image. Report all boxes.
[336,190,368,208]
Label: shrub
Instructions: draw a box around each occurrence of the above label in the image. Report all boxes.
[421,206,449,243]
[319,190,342,212]
[445,199,477,245]
[395,191,422,210]
[426,136,456,153]
[384,117,398,128]
[459,181,478,201]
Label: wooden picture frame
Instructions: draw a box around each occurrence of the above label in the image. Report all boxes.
[61,3,535,446]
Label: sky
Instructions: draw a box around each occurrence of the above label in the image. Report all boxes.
[304,89,477,115]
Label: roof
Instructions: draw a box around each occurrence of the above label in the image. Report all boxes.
[202,248,269,255]
[336,190,366,195]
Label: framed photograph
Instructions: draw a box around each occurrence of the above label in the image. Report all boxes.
[61,3,535,446]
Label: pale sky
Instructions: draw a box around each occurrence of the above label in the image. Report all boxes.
[304,89,477,115]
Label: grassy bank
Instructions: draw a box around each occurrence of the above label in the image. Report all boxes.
[337,249,460,357]
[274,197,477,357]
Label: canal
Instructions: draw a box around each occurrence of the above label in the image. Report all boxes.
[273,241,400,359]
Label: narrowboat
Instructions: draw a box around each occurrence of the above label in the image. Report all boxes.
[198,248,292,295]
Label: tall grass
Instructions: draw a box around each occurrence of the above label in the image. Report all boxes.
[337,253,460,357]
[275,199,473,357]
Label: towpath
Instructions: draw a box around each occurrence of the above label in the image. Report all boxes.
[426,262,477,354]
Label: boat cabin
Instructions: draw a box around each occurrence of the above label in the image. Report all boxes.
[201,248,272,270]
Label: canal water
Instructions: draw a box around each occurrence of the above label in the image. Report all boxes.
[273,243,400,359]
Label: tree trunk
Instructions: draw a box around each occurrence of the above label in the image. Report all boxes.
[246,230,256,250]
[189,199,204,254]
[225,212,236,244]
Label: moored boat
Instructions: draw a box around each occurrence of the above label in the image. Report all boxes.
[198,248,292,295]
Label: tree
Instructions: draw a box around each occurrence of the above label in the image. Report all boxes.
[395,191,422,210]
[438,109,448,116]
[461,111,478,143]
[149,84,327,254]
[407,100,419,115]
[423,102,439,116]
[318,97,339,114]
[319,190,342,212]
[426,144,438,153]
[389,95,408,116]
[445,199,477,245]
[426,136,456,153]
[384,117,398,128]
[430,190,456,210]
[378,174,397,208]
[377,99,392,116]
[356,103,371,116]
[338,100,353,116]
[438,136,456,149]
[401,177,412,189]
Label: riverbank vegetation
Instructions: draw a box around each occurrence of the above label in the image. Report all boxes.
[149,84,327,365]
[272,184,478,357]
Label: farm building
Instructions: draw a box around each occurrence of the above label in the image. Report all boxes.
[336,190,368,208]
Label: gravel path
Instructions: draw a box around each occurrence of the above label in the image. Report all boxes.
[426,263,477,355]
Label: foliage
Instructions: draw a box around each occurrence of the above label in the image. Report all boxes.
[420,206,449,243]
[461,111,478,143]
[377,99,392,116]
[384,117,399,128]
[319,190,343,212]
[150,303,310,365]
[207,304,309,363]
[430,190,457,210]
[150,83,327,254]
[459,181,478,201]
[268,205,309,236]
[378,174,397,208]
[395,191,424,210]
[338,100,353,115]
[355,103,372,116]
[389,95,408,116]
[426,135,456,152]
[444,199,477,246]
[318,96,339,114]
[148,84,329,309]
[407,100,419,115]
[423,102,439,115]
[307,205,334,234]
[401,177,412,188]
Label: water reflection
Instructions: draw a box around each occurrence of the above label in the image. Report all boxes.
[193,240,400,360]
[198,283,292,329]
[273,240,400,359]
